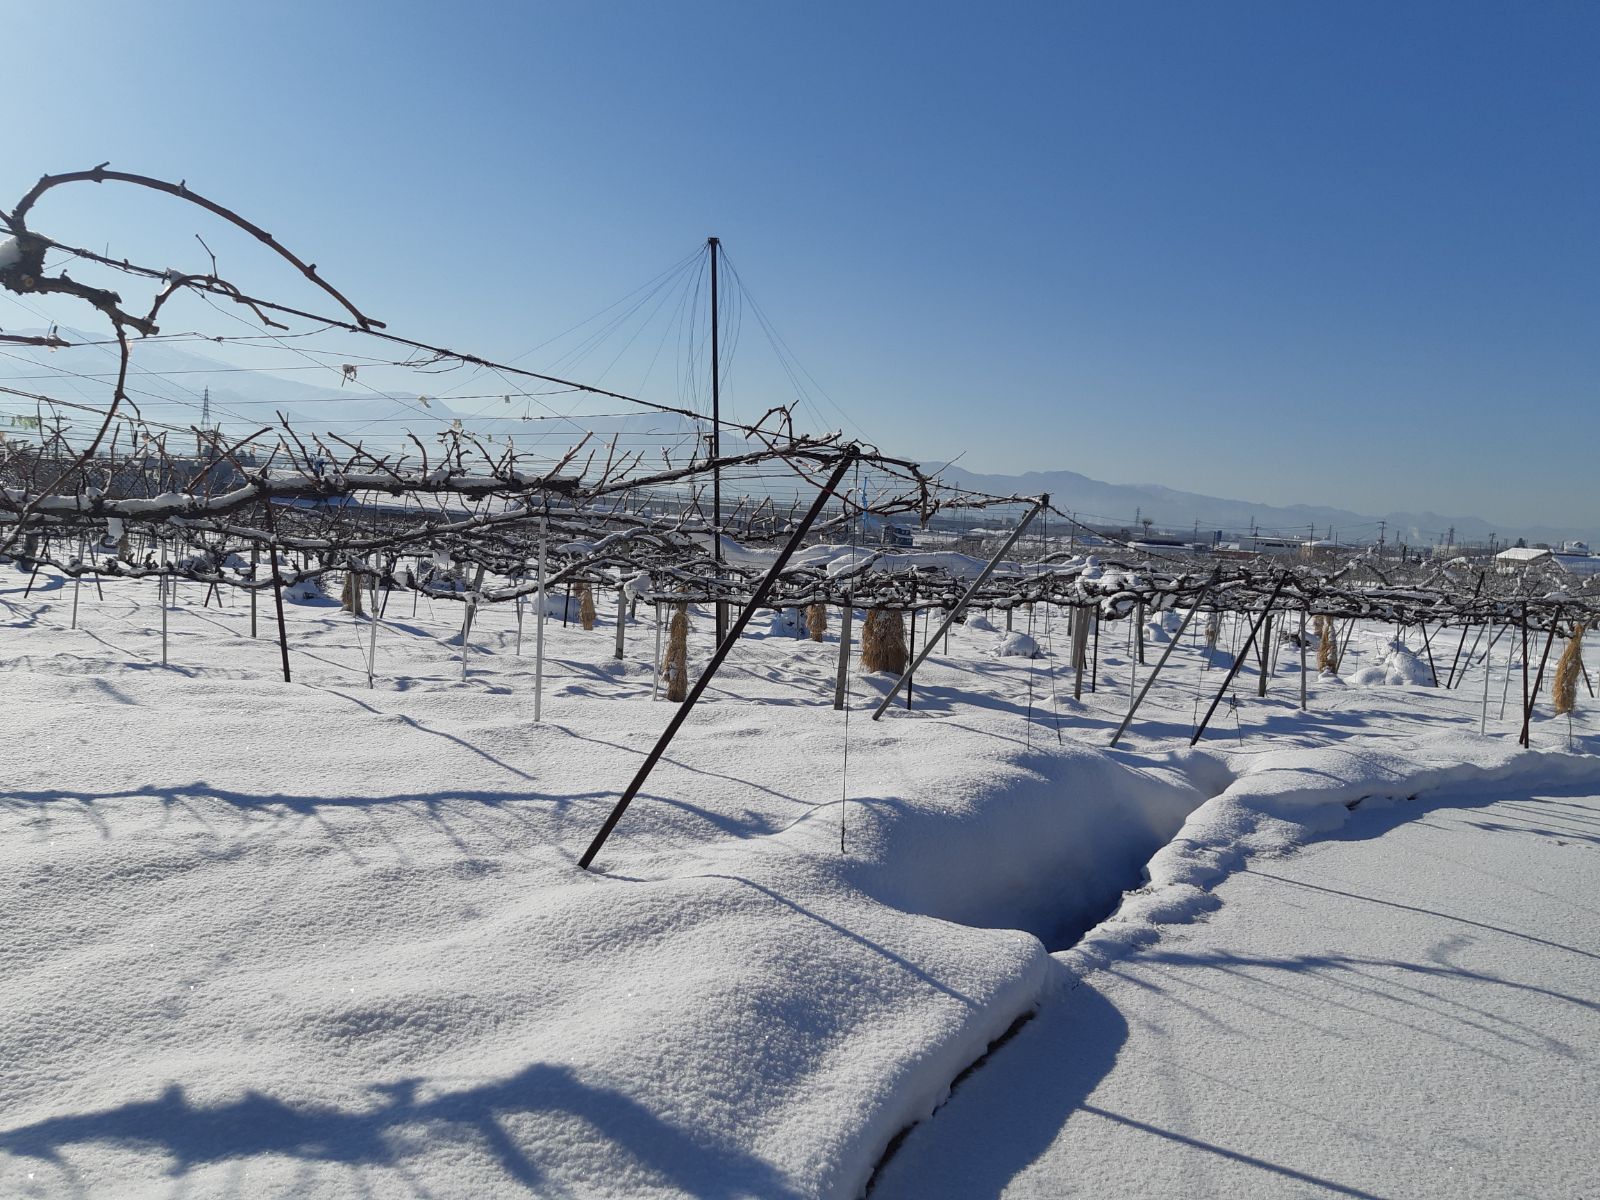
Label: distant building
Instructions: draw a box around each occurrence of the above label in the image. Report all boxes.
[1488,545,1600,576]
[1495,546,1552,573]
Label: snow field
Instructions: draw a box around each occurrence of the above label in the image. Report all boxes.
[3,568,1598,1196]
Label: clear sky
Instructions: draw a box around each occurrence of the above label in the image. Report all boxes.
[5,1,1597,527]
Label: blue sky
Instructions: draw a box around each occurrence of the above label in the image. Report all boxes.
[5,1,1597,526]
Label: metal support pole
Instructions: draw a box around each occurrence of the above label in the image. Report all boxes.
[366,561,379,690]
[871,494,1048,720]
[1481,623,1494,735]
[1299,606,1308,710]
[534,519,547,722]
[515,573,525,657]
[1091,607,1099,693]
[652,600,663,701]
[905,581,918,711]
[1453,623,1486,690]
[1523,612,1558,748]
[1072,604,1089,700]
[159,544,169,667]
[69,537,85,630]
[709,235,727,647]
[580,450,857,870]
[833,599,854,711]
[1191,576,1288,745]
[1256,611,1273,697]
[269,545,290,682]
[1110,584,1211,746]
[1419,622,1440,687]
[614,586,627,660]
[1445,574,1486,687]
[1519,608,1530,744]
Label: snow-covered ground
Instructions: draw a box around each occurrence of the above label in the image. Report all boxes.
[2,567,1597,1197]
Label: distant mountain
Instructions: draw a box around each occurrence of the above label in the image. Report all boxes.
[935,464,1590,548]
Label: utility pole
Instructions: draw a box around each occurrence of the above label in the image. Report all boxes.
[708,236,726,644]
[1377,519,1386,556]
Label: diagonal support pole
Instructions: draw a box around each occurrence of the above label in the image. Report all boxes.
[871,494,1048,721]
[578,449,858,870]
[1191,574,1288,746]
[1110,580,1214,747]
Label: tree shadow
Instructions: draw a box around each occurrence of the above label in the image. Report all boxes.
[0,1062,803,1198]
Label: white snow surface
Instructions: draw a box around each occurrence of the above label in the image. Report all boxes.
[876,774,1600,1199]
[2,579,1597,1198]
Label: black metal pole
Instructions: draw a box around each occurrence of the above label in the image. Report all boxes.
[261,502,291,683]
[1191,575,1288,746]
[1255,611,1273,697]
[1111,582,1212,747]
[709,236,726,647]
[1418,621,1440,687]
[1090,608,1099,693]
[905,580,917,711]
[269,545,291,683]
[578,449,858,871]
[1444,574,1485,688]
[1523,609,1558,747]
[871,494,1048,719]
[1520,607,1530,747]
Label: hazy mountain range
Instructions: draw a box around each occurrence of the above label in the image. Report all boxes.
[936,465,1590,549]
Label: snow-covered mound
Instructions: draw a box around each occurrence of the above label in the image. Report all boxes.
[1351,638,1433,687]
[990,631,1041,658]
